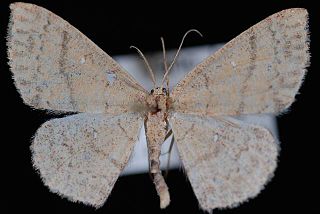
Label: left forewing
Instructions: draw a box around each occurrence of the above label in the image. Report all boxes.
[7,3,147,114]
[169,113,278,211]
[171,8,309,116]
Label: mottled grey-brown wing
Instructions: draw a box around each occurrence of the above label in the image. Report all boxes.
[171,9,309,116]
[7,3,147,114]
[169,113,278,211]
[31,113,143,207]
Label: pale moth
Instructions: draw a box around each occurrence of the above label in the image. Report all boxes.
[7,2,309,211]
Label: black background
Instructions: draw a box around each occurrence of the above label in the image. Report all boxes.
[1,0,319,213]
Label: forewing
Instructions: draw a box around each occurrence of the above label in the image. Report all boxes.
[169,113,278,211]
[171,9,309,116]
[7,3,147,113]
[31,113,143,207]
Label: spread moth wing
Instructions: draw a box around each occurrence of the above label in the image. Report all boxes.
[31,112,143,207]
[171,9,309,116]
[169,113,278,211]
[7,3,147,114]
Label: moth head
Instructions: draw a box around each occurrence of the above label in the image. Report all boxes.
[151,87,167,96]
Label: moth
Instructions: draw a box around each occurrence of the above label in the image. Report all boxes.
[7,2,309,211]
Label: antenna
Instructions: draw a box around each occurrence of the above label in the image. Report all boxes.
[161,29,203,85]
[130,46,156,87]
[161,37,169,91]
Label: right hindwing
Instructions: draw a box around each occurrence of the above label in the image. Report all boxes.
[169,113,278,211]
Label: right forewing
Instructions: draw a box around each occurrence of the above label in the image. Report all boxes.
[170,113,278,211]
[8,3,147,113]
[171,9,309,116]
[31,113,143,207]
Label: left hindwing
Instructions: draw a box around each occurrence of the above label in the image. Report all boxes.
[32,112,143,207]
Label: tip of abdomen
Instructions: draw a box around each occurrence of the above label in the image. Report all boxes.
[153,172,170,208]
[160,188,170,209]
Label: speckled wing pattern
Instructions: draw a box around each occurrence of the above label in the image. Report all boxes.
[171,8,309,116]
[169,8,309,211]
[7,2,147,207]
[7,3,147,114]
[32,113,143,207]
[170,113,278,211]
[8,3,309,211]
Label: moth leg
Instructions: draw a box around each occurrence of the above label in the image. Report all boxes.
[165,134,175,178]
[145,118,154,181]
[166,76,169,95]
[147,159,154,181]
[161,129,174,177]
[161,129,173,155]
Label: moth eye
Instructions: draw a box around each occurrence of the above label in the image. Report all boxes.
[151,89,154,94]
[162,88,167,93]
